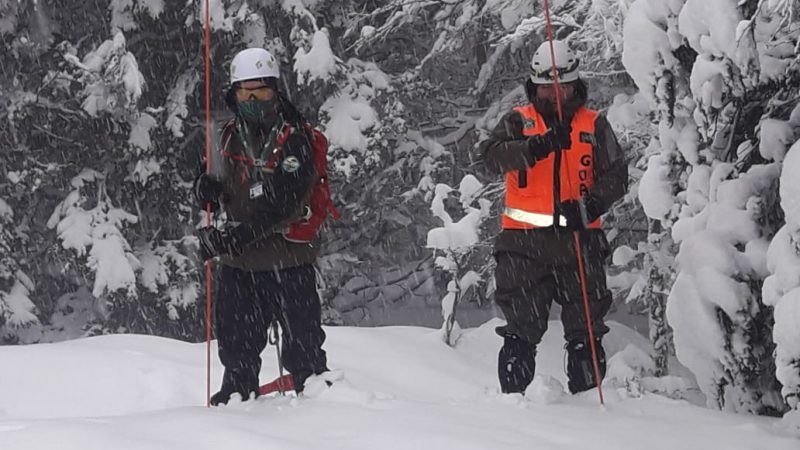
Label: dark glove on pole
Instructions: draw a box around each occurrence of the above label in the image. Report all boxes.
[193,174,224,212]
[526,122,572,161]
[196,226,243,260]
[559,195,603,230]
[559,200,586,231]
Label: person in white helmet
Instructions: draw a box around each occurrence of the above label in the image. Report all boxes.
[476,40,628,395]
[193,47,331,405]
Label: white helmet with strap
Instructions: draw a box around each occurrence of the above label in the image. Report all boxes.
[230,48,280,84]
[529,40,580,84]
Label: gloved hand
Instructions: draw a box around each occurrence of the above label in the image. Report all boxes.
[526,122,572,161]
[502,112,526,140]
[196,226,243,260]
[558,196,605,230]
[193,174,224,211]
[581,195,604,224]
[558,200,587,231]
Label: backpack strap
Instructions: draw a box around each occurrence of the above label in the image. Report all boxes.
[220,120,292,170]
[220,118,236,154]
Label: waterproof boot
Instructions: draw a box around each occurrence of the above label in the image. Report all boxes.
[566,337,607,394]
[210,367,260,406]
[498,333,537,394]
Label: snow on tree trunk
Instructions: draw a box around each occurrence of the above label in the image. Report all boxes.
[643,220,675,376]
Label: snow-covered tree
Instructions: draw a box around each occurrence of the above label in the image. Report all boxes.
[764,105,800,424]
[426,175,491,345]
[0,197,39,340]
[0,1,647,350]
[0,3,208,340]
[623,0,798,415]
[619,0,694,378]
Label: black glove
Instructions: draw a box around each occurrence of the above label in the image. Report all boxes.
[526,122,572,160]
[502,112,526,140]
[581,195,604,224]
[558,200,587,231]
[196,226,243,260]
[193,174,224,211]
[559,196,604,230]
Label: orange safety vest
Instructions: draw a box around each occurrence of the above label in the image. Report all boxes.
[502,105,601,230]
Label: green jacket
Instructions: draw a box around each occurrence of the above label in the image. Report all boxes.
[215,118,317,271]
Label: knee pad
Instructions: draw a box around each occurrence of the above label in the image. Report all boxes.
[566,337,606,394]
[498,333,536,394]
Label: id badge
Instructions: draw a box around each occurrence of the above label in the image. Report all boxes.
[249,182,264,199]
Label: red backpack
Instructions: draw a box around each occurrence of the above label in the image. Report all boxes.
[275,124,340,242]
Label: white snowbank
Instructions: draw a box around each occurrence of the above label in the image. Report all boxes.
[1,320,798,448]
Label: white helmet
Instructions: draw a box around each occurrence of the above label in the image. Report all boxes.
[529,40,580,84]
[229,48,280,84]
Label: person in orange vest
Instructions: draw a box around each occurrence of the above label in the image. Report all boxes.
[477,40,628,395]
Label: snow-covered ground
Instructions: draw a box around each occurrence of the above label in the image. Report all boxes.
[1,319,797,449]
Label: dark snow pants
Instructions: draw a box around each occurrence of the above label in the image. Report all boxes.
[494,245,612,393]
[494,248,612,346]
[215,263,328,395]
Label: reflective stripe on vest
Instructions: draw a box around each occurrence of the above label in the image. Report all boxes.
[501,105,601,230]
[504,207,567,227]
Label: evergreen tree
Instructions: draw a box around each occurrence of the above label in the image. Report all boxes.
[623,0,797,414]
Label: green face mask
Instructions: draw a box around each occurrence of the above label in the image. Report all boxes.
[237,99,278,125]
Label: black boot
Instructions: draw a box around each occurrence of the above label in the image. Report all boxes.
[566,337,606,394]
[211,367,260,406]
[498,332,537,394]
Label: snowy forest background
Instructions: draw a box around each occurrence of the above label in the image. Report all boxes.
[0,0,798,421]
